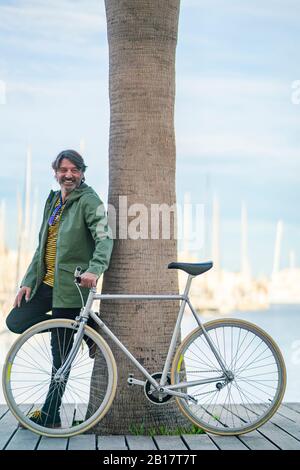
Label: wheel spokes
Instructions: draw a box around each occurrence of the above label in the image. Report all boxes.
[7,325,111,433]
[175,322,283,432]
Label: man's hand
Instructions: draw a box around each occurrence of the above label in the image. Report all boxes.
[13,286,32,308]
[79,272,99,289]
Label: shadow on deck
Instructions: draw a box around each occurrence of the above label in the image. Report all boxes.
[1,403,300,450]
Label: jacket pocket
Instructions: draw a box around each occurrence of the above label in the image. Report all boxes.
[58,263,89,274]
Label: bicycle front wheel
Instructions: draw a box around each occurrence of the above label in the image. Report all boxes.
[171,318,286,435]
[2,319,117,437]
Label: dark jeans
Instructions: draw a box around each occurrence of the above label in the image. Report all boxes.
[6,282,96,423]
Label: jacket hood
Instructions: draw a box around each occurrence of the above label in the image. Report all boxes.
[46,183,97,206]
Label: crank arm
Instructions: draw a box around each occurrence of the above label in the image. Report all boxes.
[127,376,146,387]
[162,388,198,404]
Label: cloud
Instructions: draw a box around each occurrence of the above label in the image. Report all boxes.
[0,0,106,60]
[0,0,106,35]
[183,0,300,21]
[176,132,300,161]
[7,78,108,99]
[176,76,288,100]
[175,75,300,165]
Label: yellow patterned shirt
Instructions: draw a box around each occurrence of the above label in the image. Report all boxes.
[43,196,66,287]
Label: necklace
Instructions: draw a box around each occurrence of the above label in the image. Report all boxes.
[48,194,66,226]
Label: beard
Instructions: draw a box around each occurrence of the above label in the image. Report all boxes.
[58,176,81,192]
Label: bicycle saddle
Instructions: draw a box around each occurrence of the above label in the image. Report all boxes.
[168,261,213,276]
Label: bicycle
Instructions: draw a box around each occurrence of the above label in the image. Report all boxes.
[2,261,286,437]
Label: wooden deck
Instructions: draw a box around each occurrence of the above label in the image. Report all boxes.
[1,403,300,450]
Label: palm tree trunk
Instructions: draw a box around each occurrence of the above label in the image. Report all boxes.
[90,0,190,434]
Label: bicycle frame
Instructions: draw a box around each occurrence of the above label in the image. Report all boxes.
[55,274,231,400]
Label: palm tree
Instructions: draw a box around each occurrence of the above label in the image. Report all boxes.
[90,0,189,434]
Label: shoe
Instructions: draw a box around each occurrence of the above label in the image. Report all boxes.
[19,409,61,429]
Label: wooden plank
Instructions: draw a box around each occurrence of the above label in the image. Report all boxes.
[0,405,8,419]
[68,434,96,450]
[205,404,243,430]
[261,411,300,441]
[5,429,40,450]
[218,405,279,450]
[98,436,127,450]
[1,402,299,451]
[284,403,300,414]
[33,400,69,450]
[258,423,300,450]
[268,409,297,427]
[38,437,68,450]
[240,405,300,450]
[182,434,219,450]
[274,422,300,441]
[126,435,156,450]
[60,403,76,429]
[0,404,32,450]
[238,431,279,450]
[153,436,188,450]
[208,434,248,450]
[189,404,227,433]
[276,404,300,423]
[246,404,300,441]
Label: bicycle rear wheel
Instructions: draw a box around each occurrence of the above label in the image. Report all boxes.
[171,318,286,435]
[2,319,117,437]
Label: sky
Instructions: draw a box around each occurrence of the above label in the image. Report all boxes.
[0,0,300,276]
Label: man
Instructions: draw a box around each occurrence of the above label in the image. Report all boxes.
[6,149,113,428]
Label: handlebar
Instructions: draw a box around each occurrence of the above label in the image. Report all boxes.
[73,266,85,308]
[74,266,82,285]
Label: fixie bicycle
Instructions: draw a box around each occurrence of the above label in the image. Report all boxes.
[3,261,286,437]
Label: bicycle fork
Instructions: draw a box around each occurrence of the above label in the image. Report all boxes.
[53,316,87,383]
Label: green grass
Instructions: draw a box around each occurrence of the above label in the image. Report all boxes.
[129,423,205,436]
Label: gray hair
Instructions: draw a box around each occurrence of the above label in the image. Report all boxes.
[52,149,87,173]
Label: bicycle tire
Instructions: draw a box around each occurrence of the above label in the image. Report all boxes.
[2,319,118,437]
[171,318,286,435]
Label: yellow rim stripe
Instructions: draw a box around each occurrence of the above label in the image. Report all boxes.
[177,354,184,372]
[6,363,12,382]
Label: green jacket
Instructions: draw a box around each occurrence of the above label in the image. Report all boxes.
[21,183,113,308]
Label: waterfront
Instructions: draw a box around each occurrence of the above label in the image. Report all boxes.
[181,303,299,402]
[0,303,299,403]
